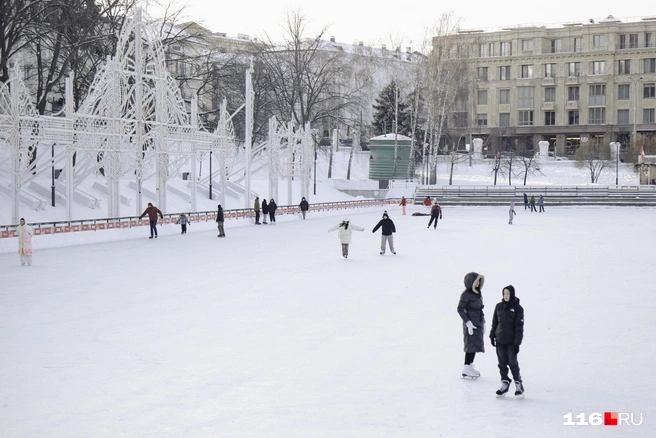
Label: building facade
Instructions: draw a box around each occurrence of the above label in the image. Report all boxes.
[443,16,656,157]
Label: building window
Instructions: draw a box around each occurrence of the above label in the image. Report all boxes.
[592,61,605,75]
[644,83,656,98]
[501,42,511,56]
[618,84,630,100]
[574,37,583,52]
[517,87,535,107]
[545,111,556,125]
[499,113,510,127]
[520,65,533,78]
[478,44,487,57]
[589,85,606,105]
[618,60,631,75]
[630,34,639,48]
[499,66,511,80]
[521,39,533,51]
[544,87,556,102]
[478,89,488,105]
[551,39,562,53]
[589,108,606,124]
[518,110,534,126]
[620,34,627,49]
[477,67,488,81]
[499,89,510,104]
[544,63,556,78]
[454,112,468,128]
[568,86,579,101]
[568,110,579,125]
[477,114,488,126]
[644,58,656,73]
[489,43,495,56]
[644,109,655,123]
[618,109,629,124]
[593,35,605,49]
[647,33,654,48]
[568,62,580,76]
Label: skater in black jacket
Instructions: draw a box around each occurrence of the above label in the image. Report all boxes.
[262,199,269,224]
[268,199,277,224]
[216,204,225,237]
[372,211,396,254]
[490,285,525,397]
[457,272,486,378]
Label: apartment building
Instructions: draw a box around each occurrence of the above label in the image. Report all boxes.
[443,16,656,156]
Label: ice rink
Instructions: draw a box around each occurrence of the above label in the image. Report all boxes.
[1,205,654,437]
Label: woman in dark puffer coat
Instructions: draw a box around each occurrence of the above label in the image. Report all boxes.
[457,272,486,378]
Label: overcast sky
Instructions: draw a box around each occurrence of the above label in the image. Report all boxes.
[179,1,653,51]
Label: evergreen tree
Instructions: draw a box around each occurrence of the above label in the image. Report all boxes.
[372,81,411,136]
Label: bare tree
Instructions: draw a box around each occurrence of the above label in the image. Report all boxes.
[515,154,542,185]
[419,13,472,184]
[574,142,612,183]
[490,152,502,185]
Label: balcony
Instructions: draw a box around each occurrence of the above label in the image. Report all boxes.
[542,77,555,86]
[566,101,578,110]
[566,76,579,84]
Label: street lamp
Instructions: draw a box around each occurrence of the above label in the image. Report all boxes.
[610,142,620,186]
[629,75,643,144]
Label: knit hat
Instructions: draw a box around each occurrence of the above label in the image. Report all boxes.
[382,211,389,218]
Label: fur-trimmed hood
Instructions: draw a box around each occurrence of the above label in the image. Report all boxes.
[464,272,485,295]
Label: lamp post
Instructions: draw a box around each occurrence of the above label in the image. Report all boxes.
[629,75,643,144]
[610,142,620,186]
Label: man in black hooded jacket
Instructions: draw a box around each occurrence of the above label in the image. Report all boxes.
[490,285,525,398]
[372,211,396,255]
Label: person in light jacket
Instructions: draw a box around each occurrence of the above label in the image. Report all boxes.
[328,218,364,258]
[372,211,396,255]
[17,218,34,266]
[508,202,517,225]
[176,213,189,234]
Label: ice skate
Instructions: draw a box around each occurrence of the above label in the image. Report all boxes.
[514,381,525,398]
[380,251,385,255]
[461,364,480,379]
[496,380,511,397]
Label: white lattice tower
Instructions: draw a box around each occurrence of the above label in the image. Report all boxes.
[77,7,192,215]
[0,65,40,223]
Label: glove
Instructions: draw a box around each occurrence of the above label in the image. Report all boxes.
[465,320,476,335]
[514,344,520,353]
[490,337,496,347]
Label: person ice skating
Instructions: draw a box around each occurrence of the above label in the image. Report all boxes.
[529,195,537,212]
[299,197,309,219]
[17,218,34,266]
[261,198,269,224]
[216,204,225,237]
[423,196,432,214]
[372,211,396,255]
[490,285,525,398]
[268,199,278,224]
[538,195,545,213]
[176,213,189,234]
[508,202,517,225]
[400,196,407,215]
[523,193,528,210]
[253,197,261,224]
[457,272,486,378]
[139,202,164,239]
[328,217,364,258]
[427,203,442,229]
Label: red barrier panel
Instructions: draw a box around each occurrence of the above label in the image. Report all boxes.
[107,222,115,229]
[54,226,64,233]
[97,223,106,230]
[199,215,206,221]
[90,224,96,231]
[120,222,129,228]
[1,230,9,238]
[41,228,51,235]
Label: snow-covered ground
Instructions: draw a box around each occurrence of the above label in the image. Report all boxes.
[0,203,654,437]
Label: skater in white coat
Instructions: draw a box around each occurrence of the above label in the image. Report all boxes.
[328,218,364,258]
[17,218,34,265]
[508,202,516,225]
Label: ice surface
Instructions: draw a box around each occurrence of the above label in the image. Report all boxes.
[1,204,654,437]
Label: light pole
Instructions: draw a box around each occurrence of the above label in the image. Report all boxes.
[610,142,620,186]
[629,75,643,144]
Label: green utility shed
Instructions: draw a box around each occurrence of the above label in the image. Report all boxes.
[368,134,413,185]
